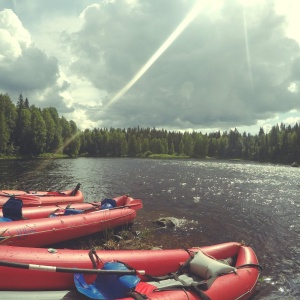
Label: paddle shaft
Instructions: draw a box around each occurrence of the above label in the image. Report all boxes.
[0,260,145,275]
[53,201,141,214]
[0,193,68,198]
[103,203,142,211]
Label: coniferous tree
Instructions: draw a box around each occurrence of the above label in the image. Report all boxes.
[48,107,63,153]
[0,111,9,154]
[67,120,81,157]
[179,140,184,155]
[15,102,31,155]
[17,94,24,109]
[42,108,57,153]
[183,132,193,156]
[141,138,150,154]
[30,106,47,155]
[128,135,139,156]
[169,141,175,155]
[99,130,109,156]
[268,125,280,162]
[60,116,73,156]
[0,94,17,154]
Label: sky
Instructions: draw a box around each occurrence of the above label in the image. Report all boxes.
[0,0,299,135]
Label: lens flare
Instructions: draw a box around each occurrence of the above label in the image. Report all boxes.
[103,1,206,110]
[243,8,253,90]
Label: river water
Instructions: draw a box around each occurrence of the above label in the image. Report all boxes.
[0,157,299,299]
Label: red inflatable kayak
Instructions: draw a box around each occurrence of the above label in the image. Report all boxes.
[0,183,83,207]
[0,195,142,247]
[0,242,261,300]
[0,194,142,219]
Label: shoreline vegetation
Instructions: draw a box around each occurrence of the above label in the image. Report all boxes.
[1,93,300,166]
[51,225,157,251]
[0,153,296,167]
[0,153,190,160]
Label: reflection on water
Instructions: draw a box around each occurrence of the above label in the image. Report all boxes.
[0,157,299,299]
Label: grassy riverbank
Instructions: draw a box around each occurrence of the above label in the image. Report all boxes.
[51,225,156,250]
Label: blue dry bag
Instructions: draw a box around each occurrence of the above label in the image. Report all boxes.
[74,261,140,300]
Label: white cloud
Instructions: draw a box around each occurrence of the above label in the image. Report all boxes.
[64,0,300,131]
[0,8,74,114]
[0,9,31,47]
[0,0,300,133]
[0,29,22,60]
[0,9,31,61]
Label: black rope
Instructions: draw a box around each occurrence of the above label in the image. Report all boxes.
[88,249,102,269]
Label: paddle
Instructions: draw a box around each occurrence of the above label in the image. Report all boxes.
[0,260,145,275]
[130,199,143,209]
[117,199,143,211]
[98,199,143,212]
[0,193,44,197]
[70,183,81,196]
[46,198,143,216]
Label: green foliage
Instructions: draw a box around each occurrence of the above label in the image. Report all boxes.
[1,92,300,164]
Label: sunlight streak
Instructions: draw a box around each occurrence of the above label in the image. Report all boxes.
[242,8,254,90]
[16,131,82,185]
[55,131,82,155]
[103,0,205,110]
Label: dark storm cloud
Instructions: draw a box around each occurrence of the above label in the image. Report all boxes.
[0,46,59,92]
[65,0,300,130]
[0,0,300,132]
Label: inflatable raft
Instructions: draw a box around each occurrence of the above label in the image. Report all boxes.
[0,242,261,300]
[0,194,141,220]
[0,195,142,247]
[0,183,83,207]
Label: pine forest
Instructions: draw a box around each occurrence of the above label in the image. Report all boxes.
[1,93,300,165]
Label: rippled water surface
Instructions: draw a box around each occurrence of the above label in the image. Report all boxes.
[0,157,299,299]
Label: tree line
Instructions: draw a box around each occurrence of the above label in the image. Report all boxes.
[1,93,300,165]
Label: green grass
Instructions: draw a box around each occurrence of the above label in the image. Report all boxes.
[51,226,156,250]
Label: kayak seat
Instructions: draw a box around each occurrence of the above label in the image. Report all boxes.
[141,250,237,299]
[101,198,117,209]
[2,197,23,221]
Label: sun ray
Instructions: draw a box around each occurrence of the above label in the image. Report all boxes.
[103,0,206,110]
[243,8,253,90]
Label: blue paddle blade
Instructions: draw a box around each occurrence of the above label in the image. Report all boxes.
[74,262,140,300]
[74,273,106,299]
